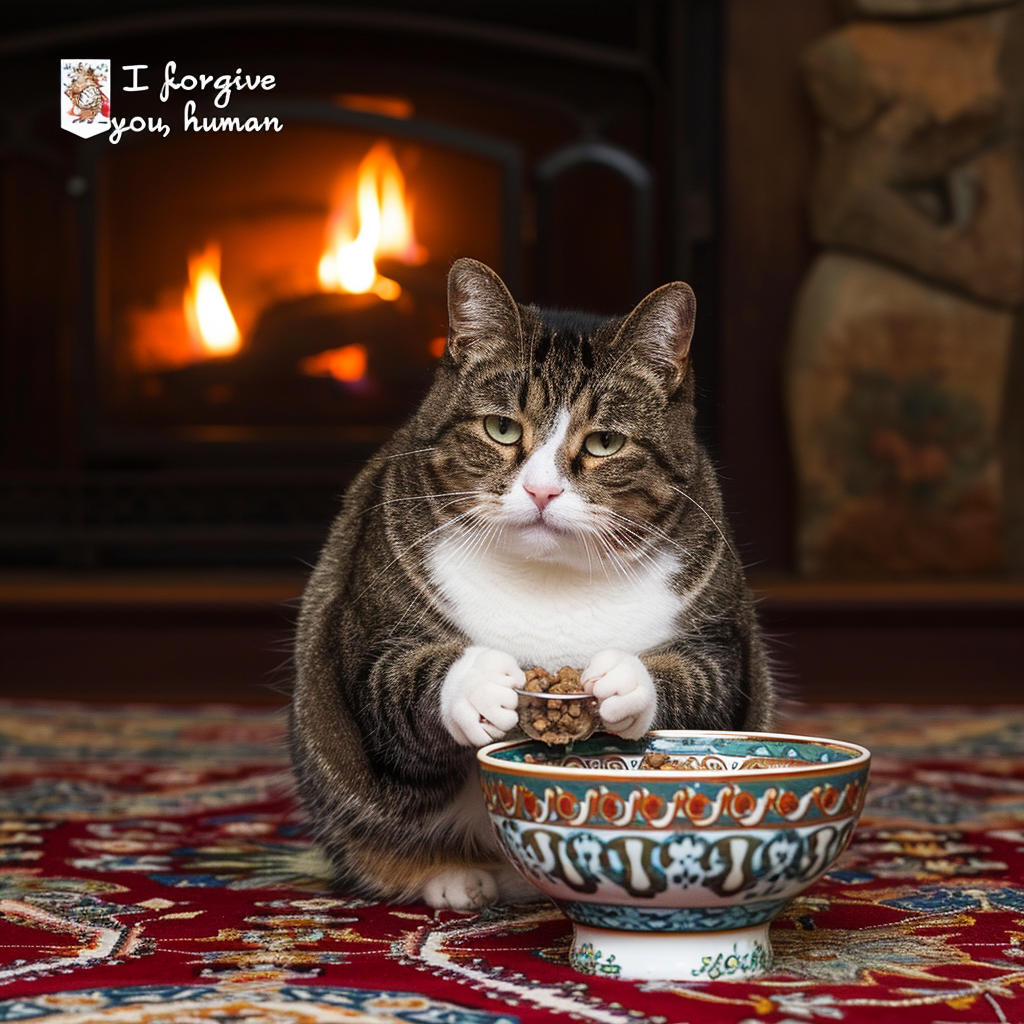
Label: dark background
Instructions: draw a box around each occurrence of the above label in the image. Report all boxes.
[2,0,1021,706]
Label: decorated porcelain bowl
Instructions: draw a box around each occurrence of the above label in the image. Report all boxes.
[477,730,870,982]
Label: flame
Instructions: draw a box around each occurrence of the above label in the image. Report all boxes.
[335,94,414,120]
[301,344,368,383]
[318,141,427,299]
[183,242,241,356]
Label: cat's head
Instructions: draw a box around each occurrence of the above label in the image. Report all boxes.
[414,258,700,571]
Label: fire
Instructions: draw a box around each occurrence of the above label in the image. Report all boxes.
[318,141,427,300]
[183,242,241,357]
[300,344,368,383]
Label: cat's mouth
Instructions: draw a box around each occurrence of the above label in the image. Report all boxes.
[522,511,565,535]
[508,514,567,555]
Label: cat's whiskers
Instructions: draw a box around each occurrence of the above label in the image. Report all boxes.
[445,517,490,567]
[607,514,724,599]
[598,509,690,570]
[481,515,508,563]
[580,509,665,580]
[605,524,664,574]
[454,520,503,577]
[611,532,656,589]
[585,528,606,585]
[385,446,438,459]
[593,509,671,573]
[602,503,708,577]
[351,507,477,604]
[351,489,481,594]
[625,541,678,588]
[382,510,483,639]
[469,515,505,565]
[573,524,597,585]
[667,484,740,565]
[359,490,478,516]
[591,526,647,591]
[598,515,661,559]
[571,518,623,584]
[437,513,500,578]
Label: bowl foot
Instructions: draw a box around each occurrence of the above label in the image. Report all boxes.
[569,922,773,982]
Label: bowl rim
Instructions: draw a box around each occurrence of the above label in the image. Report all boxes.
[477,728,871,782]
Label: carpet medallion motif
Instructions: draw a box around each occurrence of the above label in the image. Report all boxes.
[0,701,1022,1022]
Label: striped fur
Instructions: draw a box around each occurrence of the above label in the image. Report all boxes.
[290,259,775,905]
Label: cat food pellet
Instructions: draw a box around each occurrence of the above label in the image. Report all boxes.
[640,751,672,769]
[518,666,599,745]
[639,751,700,770]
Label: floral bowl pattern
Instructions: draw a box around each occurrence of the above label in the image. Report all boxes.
[477,730,871,981]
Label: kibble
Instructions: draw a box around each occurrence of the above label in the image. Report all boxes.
[518,666,599,745]
[639,751,676,770]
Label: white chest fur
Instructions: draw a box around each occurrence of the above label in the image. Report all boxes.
[426,535,685,669]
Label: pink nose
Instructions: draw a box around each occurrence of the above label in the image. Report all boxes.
[524,483,563,511]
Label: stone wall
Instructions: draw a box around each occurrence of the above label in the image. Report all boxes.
[787,0,1023,575]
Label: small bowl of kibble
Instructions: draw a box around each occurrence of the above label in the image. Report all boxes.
[477,729,871,982]
[516,666,600,745]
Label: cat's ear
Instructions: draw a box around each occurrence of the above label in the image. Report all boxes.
[446,258,522,365]
[611,282,696,392]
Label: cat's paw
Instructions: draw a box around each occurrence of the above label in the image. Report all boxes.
[582,649,657,739]
[422,867,499,910]
[440,646,525,747]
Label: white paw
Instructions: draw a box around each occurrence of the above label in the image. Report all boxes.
[422,867,499,910]
[440,646,525,747]
[582,649,657,739]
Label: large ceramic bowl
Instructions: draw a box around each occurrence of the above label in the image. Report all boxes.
[477,730,870,981]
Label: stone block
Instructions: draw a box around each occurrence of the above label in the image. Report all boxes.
[803,11,1024,306]
[787,252,1012,575]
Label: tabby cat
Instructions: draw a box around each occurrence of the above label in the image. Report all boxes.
[290,258,775,910]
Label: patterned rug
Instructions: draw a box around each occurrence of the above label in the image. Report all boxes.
[1,700,1023,1023]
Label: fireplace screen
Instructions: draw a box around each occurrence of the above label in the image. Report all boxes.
[94,115,502,440]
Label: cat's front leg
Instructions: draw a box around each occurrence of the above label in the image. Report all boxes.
[440,646,525,747]
[582,649,658,740]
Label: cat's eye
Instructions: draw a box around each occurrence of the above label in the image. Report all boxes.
[483,415,523,445]
[583,431,626,457]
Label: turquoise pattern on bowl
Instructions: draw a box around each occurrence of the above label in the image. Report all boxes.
[477,729,871,981]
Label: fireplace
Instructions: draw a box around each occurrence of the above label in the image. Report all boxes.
[93,118,504,437]
[1,2,720,566]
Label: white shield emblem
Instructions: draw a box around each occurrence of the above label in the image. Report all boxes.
[61,59,111,138]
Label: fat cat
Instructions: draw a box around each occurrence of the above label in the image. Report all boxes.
[290,258,775,910]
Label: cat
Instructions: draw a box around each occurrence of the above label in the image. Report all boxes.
[290,257,775,910]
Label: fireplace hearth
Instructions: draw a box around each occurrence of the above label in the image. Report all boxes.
[1,2,720,566]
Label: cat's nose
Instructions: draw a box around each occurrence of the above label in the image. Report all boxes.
[524,483,563,511]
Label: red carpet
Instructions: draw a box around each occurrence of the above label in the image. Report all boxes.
[1,700,1023,1022]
